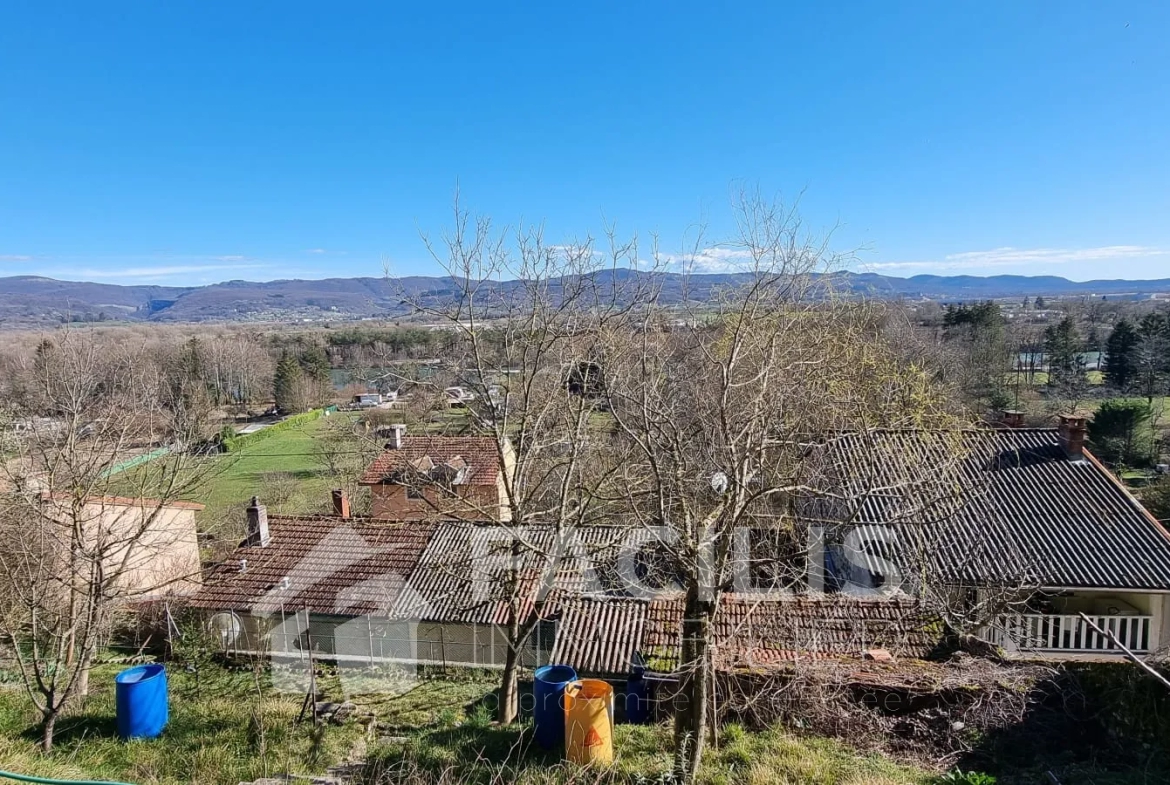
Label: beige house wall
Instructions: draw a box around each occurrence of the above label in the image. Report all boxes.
[41,497,202,599]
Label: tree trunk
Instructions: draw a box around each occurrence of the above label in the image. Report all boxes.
[673,589,714,784]
[75,663,90,700]
[41,711,57,754]
[498,640,521,724]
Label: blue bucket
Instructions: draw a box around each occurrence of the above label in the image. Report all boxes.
[533,664,577,750]
[115,663,168,740]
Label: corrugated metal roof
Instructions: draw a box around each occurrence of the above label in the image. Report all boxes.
[188,516,434,616]
[549,597,647,675]
[820,429,1170,591]
[358,437,502,486]
[393,522,638,624]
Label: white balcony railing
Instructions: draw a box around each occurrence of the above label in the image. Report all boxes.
[985,613,1151,654]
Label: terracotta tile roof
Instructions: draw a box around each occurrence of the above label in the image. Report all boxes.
[641,595,941,672]
[820,429,1170,590]
[188,516,434,616]
[358,437,502,486]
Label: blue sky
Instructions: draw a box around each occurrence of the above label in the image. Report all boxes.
[1,2,1168,285]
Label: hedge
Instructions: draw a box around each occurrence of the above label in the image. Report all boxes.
[220,408,327,452]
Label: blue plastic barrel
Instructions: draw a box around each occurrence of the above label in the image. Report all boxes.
[625,667,650,724]
[115,663,168,740]
[533,664,577,750]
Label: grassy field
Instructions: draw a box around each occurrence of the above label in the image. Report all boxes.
[3,660,1163,785]
[184,408,482,532]
[0,663,936,785]
[113,413,369,541]
[0,662,366,785]
[1006,370,1105,387]
[196,414,351,521]
[364,720,936,785]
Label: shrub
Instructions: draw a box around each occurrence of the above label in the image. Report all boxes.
[935,770,996,785]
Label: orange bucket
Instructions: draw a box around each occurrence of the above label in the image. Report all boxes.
[564,678,614,765]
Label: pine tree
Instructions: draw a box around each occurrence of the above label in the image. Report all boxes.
[273,350,304,413]
[1103,319,1139,389]
[298,345,332,407]
[1044,317,1088,410]
[298,345,331,386]
[1044,317,1082,383]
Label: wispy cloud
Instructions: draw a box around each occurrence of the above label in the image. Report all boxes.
[661,247,755,274]
[0,254,34,262]
[80,264,270,279]
[213,254,255,262]
[868,245,1166,272]
[303,248,346,255]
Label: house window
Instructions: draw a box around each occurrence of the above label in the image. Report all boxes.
[405,485,425,500]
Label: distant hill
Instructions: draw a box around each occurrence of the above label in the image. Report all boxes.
[0,271,1167,327]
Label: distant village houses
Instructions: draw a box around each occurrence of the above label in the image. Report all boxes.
[188,417,1170,680]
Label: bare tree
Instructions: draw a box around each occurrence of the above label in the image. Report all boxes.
[598,190,972,781]
[0,330,210,751]
[388,195,651,723]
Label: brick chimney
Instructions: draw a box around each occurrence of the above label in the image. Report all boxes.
[1000,410,1025,429]
[388,423,406,450]
[1057,414,1087,460]
[331,488,350,519]
[245,496,270,547]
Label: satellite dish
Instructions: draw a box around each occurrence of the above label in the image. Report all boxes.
[710,471,729,495]
[207,611,243,647]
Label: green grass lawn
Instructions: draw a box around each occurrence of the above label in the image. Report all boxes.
[196,414,346,521]
[364,720,937,785]
[0,662,365,785]
[1005,370,1105,387]
[1,662,935,785]
[188,408,480,533]
[114,413,368,540]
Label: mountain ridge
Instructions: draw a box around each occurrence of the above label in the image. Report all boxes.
[0,271,1167,326]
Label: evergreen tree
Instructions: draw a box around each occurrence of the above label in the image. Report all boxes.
[298,345,332,385]
[180,336,203,378]
[1103,319,1139,389]
[1044,317,1083,384]
[1044,317,1087,410]
[273,350,305,413]
[1034,296,1046,309]
[298,345,332,407]
[1089,399,1153,467]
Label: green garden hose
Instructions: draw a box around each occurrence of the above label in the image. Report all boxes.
[0,771,135,785]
